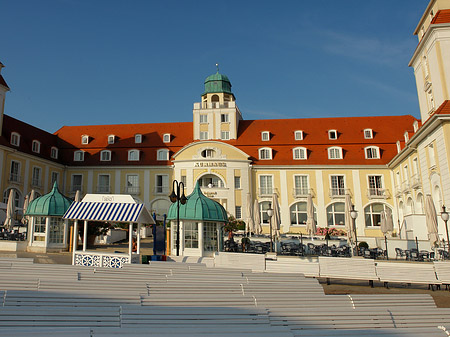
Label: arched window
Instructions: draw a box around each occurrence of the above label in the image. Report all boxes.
[364,203,391,227]
[100,150,111,161]
[128,149,140,161]
[328,147,342,159]
[201,149,215,158]
[32,140,41,153]
[365,146,380,159]
[197,174,225,188]
[406,197,414,215]
[259,148,272,160]
[416,193,424,214]
[3,188,21,208]
[10,132,20,146]
[151,199,171,216]
[290,202,316,225]
[293,147,307,160]
[211,94,219,102]
[326,202,345,226]
[157,149,169,161]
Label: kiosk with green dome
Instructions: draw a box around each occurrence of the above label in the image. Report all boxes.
[167,181,228,257]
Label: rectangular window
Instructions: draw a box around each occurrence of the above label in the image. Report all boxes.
[368,175,383,196]
[135,134,142,143]
[259,175,273,195]
[328,147,342,159]
[100,151,111,161]
[126,174,139,194]
[403,165,409,181]
[294,175,309,195]
[221,114,229,123]
[181,175,187,186]
[234,176,241,189]
[294,148,306,160]
[163,134,171,143]
[294,131,303,140]
[71,174,83,192]
[32,167,41,187]
[9,161,20,182]
[184,222,199,248]
[32,141,40,153]
[51,172,59,185]
[10,133,20,146]
[81,135,89,144]
[200,114,208,123]
[259,148,272,160]
[261,131,270,141]
[331,175,345,195]
[428,144,436,167]
[200,131,208,140]
[328,130,337,140]
[364,129,373,139]
[221,131,230,140]
[235,206,242,219]
[108,135,115,144]
[51,147,58,159]
[365,147,379,159]
[98,174,110,193]
[74,151,84,161]
[156,174,169,194]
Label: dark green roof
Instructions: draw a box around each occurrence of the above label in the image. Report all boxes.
[203,71,233,95]
[25,182,73,217]
[167,182,228,222]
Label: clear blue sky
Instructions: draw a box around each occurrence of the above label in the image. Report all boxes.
[1,0,427,133]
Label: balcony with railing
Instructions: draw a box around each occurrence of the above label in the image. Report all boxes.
[31,178,42,188]
[293,188,314,198]
[401,181,410,193]
[258,187,279,197]
[9,173,21,184]
[154,186,169,195]
[96,185,111,193]
[410,174,422,189]
[329,188,351,198]
[193,101,237,110]
[125,186,140,195]
[367,188,390,199]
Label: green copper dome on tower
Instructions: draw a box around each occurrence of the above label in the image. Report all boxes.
[25,182,73,216]
[203,65,233,95]
[167,181,228,222]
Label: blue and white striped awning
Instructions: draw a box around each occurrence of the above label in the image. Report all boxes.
[63,201,154,224]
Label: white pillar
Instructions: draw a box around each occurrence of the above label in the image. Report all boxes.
[83,220,88,251]
[28,217,35,245]
[128,223,133,258]
[44,217,50,249]
[72,219,78,264]
[137,223,141,255]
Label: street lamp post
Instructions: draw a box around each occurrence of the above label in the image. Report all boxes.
[441,205,450,256]
[350,204,358,256]
[267,203,274,252]
[169,180,187,256]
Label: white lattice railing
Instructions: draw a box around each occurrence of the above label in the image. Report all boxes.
[74,251,139,268]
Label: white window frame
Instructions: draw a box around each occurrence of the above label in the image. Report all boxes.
[328,147,342,159]
[97,174,110,193]
[234,176,241,189]
[221,113,229,123]
[81,135,89,145]
[51,171,59,185]
[259,175,273,195]
[221,131,230,140]
[155,174,169,194]
[368,175,384,196]
[200,114,208,123]
[259,147,272,160]
[51,147,58,159]
[330,175,345,196]
[135,134,142,144]
[32,140,41,153]
[293,147,307,160]
[100,150,111,162]
[404,132,409,143]
[261,131,270,141]
[363,129,373,139]
[294,130,303,140]
[31,166,42,187]
[157,149,169,161]
[396,141,401,153]
[326,202,346,226]
[71,174,83,192]
[201,149,215,158]
[10,160,21,182]
[10,132,20,146]
[107,135,115,144]
[235,206,242,219]
[200,131,208,140]
[294,175,309,196]
[128,149,140,161]
[365,146,380,159]
[126,174,140,194]
[328,130,338,140]
[74,151,85,162]
[163,133,171,143]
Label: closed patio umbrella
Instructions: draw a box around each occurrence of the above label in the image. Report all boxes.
[4,189,15,230]
[253,199,262,235]
[246,193,254,236]
[425,194,439,248]
[272,193,281,238]
[306,194,316,236]
[21,194,29,225]
[345,194,355,247]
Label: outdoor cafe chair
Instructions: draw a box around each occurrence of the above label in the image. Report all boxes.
[395,247,406,259]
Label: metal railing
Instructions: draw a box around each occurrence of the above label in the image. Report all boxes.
[367,188,390,199]
[9,173,21,183]
[258,187,279,197]
[125,186,140,195]
[31,179,42,188]
[329,188,351,198]
[410,175,422,189]
[154,186,169,195]
[293,188,314,198]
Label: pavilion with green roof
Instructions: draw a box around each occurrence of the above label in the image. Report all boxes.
[25,182,73,252]
[167,181,228,257]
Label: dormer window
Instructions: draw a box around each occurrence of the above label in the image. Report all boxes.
[128,149,140,161]
[396,141,401,153]
[81,135,89,145]
[157,149,169,161]
[293,147,307,160]
[10,132,20,146]
[163,133,171,143]
[365,146,380,159]
[135,134,142,144]
[74,150,85,162]
[413,121,419,133]
[328,147,342,159]
[51,147,58,159]
[32,140,41,153]
[100,150,111,161]
[108,135,115,144]
[328,130,338,140]
[294,130,303,140]
[259,148,272,160]
[404,132,409,143]
[221,114,229,123]
[261,131,270,141]
[363,129,373,139]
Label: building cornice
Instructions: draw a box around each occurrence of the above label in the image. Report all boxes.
[409,24,450,67]
[0,145,65,169]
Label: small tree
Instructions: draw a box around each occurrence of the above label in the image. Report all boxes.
[223,216,245,240]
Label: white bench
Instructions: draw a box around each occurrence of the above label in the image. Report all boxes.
[434,261,450,287]
[265,256,320,277]
[318,257,378,286]
[375,261,440,289]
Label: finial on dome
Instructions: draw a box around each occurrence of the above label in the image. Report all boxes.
[216,63,219,73]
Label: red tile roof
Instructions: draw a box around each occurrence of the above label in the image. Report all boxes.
[434,100,450,115]
[431,9,450,25]
[54,115,418,167]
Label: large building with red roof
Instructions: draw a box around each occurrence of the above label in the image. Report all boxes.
[1,0,450,255]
